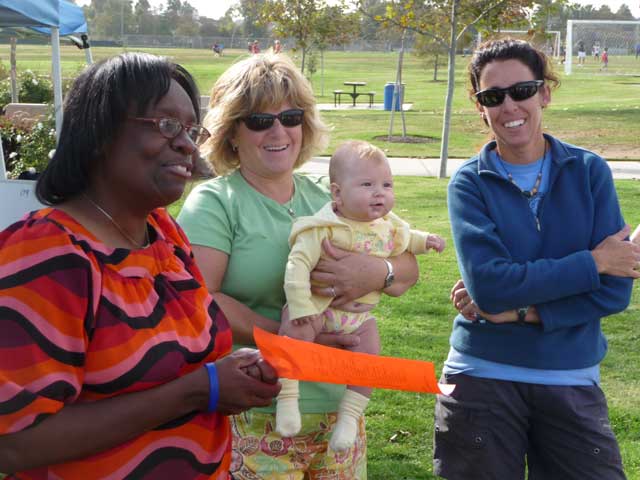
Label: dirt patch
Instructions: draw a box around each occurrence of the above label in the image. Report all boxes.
[373,134,439,144]
[585,145,640,161]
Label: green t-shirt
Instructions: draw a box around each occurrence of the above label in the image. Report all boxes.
[177,170,345,413]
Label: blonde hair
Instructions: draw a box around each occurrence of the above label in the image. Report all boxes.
[200,53,328,176]
[329,140,388,183]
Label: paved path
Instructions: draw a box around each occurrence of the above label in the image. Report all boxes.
[300,157,640,180]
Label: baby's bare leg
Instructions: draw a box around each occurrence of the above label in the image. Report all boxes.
[345,317,380,398]
[278,315,323,342]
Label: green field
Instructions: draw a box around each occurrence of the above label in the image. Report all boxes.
[1,44,639,479]
[2,44,640,160]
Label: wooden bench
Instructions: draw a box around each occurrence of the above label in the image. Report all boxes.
[333,89,344,107]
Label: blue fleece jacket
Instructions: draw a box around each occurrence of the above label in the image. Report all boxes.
[447,134,633,370]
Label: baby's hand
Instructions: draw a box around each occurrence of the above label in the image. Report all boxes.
[291,314,320,327]
[426,234,445,253]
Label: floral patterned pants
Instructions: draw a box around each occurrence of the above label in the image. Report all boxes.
[230,410,367,479]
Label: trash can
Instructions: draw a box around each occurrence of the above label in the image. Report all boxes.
[383,82,405,111]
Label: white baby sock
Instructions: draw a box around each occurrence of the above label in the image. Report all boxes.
[275,378,301,437]
[329,390,369,451]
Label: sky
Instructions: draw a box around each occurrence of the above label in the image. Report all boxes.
[75,0,640,20]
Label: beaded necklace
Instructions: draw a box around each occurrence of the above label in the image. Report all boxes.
[497,145,547,198]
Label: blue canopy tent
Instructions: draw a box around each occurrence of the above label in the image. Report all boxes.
[0,0,90,228]
[0,0,90,145]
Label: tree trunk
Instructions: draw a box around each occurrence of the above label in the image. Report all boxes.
[320,50,325,97]
[438,0,459,179]
[433,54,439,81]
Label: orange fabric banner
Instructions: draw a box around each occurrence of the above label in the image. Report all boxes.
[254,327,454,395]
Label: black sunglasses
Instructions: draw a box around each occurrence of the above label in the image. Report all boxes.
[242,109,304,131]
[475,80,544,108]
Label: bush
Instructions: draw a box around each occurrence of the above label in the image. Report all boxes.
[0,69,54,111]
[18,70,53,104]
[1,112,56,178]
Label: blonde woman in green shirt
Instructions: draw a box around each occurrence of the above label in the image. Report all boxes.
[178,53,419,479]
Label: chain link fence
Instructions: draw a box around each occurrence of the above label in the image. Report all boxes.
[84,35,416,53]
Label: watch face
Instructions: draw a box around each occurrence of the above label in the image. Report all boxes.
[517,307,528,323]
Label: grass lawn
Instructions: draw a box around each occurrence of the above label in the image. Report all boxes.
[2,44,640,160]
[168,177,640,480]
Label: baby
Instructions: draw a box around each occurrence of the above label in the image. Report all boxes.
[277,140,445,451]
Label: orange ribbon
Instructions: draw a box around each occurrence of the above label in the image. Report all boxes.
[253,327,454,395]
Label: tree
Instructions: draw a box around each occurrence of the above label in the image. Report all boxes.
[236,0,269,39]
[85,0,132,38]
[255,0,322,73]
[365,0,533,178]
[613,4,635,20]
[174,2,199,36]
[133,0,153,34]
[312,4,361,93]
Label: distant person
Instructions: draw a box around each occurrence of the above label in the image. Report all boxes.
[601,47,609,71]
[592,41,600,59]
[273,39,282,54]
[276,140,445,452]
[577,40,586,65]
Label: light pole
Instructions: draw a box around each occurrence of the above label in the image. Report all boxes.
[120,0,124,43]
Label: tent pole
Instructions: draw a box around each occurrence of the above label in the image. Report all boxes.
[10,38,18,102]
[51,27,64,140]
[0,131,6,180]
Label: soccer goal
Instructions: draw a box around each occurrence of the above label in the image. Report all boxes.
[476,30,561,58]
[565,19,640,75]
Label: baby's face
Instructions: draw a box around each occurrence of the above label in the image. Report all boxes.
[333,156,395,222]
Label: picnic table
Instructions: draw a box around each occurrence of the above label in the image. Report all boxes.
[343,81,366,106]
[333,82,375,108]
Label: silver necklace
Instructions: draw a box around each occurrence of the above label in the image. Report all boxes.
[283,198,295,217]
[83,193,150,249]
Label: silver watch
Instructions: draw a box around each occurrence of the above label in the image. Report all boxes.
[383,259,395,288]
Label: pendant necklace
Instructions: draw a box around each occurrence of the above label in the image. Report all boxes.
[83,193,150,249]
[283,200,295,217]
[282,184,296,217]
[498,150,545,199]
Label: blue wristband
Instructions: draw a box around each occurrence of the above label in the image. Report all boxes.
[205,363,219,412]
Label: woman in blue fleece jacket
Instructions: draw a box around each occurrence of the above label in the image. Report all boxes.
[433,39,640,480]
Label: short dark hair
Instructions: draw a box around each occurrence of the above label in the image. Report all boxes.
[36,52,200,205]
[468,38,560,98]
